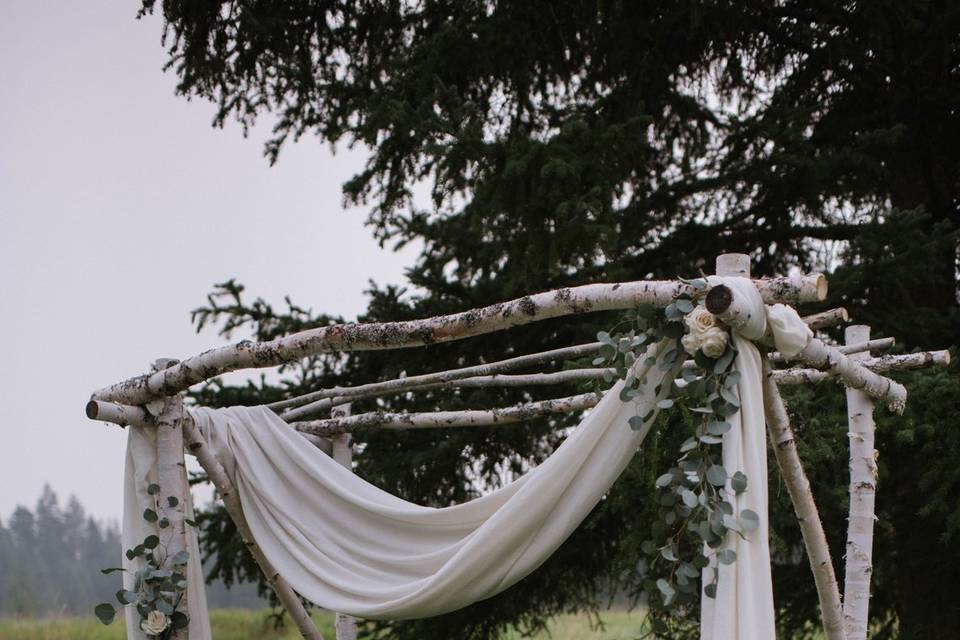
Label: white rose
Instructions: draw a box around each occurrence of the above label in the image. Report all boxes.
[684,306,716,334]
[699,326,729,358]
[680,332,701,356]
[140,610,170,637]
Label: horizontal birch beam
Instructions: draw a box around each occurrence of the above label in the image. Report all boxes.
[277,342,604,419]
[91,275,827,406]
[86,349,947,434]
[280,309,847,420]
[770,337,895,364]
[706,283,908,412]
[774,350,950,385]
[84,399,330,451]
[801,307,849,331]
[87,348,947,437]
[293,392,601,436]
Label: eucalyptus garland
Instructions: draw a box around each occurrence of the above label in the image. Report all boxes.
[94,482,193,637]
[594,278,758,620]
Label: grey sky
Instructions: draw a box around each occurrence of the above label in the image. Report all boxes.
[0,2,417,521]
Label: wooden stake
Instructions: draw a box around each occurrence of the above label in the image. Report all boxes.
[179,420,326,640]
[842,326,877,640]
[330,404,359,640]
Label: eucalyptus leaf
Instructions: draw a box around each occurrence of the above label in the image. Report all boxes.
[706,465,727,487]
[94,603,116,625]
[167,496,179,508]
[731,471,748,494]
[142,508,158,523]
[147,484,160,495]
[143,535,160,549]
[171,550,190,565]
[704,582,718,598]
[170,611,189,630]
[717,549,737,565]
[740,509,760,532]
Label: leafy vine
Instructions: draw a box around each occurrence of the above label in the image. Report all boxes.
[594,278,759,623]
[94,482,193,637]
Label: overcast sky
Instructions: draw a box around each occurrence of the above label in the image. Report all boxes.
[0,2,419,522]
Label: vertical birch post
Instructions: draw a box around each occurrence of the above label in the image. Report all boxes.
[842,326,878,640]
[715,254,846,640]
[331,403,359,640]
[154,391,190,639]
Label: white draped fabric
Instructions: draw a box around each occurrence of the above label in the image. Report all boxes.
[120,277,811,638]
[123,422,211,639]
[700,277,812,640]
[188,341,680,620]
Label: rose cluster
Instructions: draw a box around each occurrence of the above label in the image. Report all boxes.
[680,306,729,358]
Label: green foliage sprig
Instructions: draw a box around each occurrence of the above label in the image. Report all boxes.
[595,279,759,625]
[94,483,193,637]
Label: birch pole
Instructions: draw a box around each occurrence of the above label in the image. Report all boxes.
[150,358,192,639]
[180,419,326,640]
[762,360,847,640]
[841,326,878,640]
[330,404,359,640]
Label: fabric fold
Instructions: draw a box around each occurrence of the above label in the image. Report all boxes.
[189,341,679,620]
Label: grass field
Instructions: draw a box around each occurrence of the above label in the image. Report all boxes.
[0,609,649,640]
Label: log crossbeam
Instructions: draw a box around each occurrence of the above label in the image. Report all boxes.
[92,275,827,406]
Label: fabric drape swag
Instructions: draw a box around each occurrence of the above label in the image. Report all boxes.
[121,276,812,639]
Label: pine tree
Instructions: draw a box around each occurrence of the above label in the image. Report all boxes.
[140,1,960,637]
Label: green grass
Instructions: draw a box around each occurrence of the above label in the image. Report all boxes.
[0,609,647,640]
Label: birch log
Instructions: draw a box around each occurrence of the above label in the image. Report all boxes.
[705,281,907,411]
[84,344,951,438]
[842,326,878,640]
[295,393,601,437]
[278,342,604,420]
[330,404,359,640]
[762,360,847,640]
[802,308,849,331]
[151,385,191,639]
[92,275,826,406]
[772,350,949,385]
[180,419,326,640]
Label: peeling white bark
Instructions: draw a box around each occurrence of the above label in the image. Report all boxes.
[152,393,191,640]
[797,338,907,413]
[278,342,604,420]
[294,393,601,437]
[762,360,847,640]
[705,282,907,412]
[802,308,850,331]
[770,337,894,364]
[842,326,877,640]
[180,418,326,640]
[92,276,827,406]
[772,350,949,385]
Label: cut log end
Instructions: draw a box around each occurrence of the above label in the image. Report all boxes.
[705,284,733,315]
[808,273,829,302]
[85,400,99,420]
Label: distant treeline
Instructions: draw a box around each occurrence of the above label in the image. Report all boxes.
[0,486,263,616]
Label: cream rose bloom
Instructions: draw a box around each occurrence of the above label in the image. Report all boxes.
[684,306,716,334]
[699,326,729,358]
[140,610,170,637]
[680,306,729,357]
[680,332,701,356]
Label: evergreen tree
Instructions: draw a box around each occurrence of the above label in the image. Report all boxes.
[140,1,959,637]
